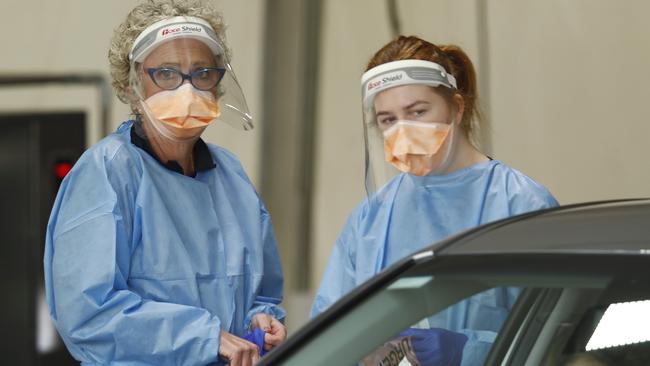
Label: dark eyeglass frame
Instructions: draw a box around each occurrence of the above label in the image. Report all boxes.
[146,67,226,91]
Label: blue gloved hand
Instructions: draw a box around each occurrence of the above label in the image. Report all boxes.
[399,327,468,366]
[241,328,267,357]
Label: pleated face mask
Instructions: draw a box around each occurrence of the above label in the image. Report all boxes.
[382,120,452,176]
[141,83,221,141]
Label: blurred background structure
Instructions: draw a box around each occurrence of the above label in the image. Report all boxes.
[1,0,650,363]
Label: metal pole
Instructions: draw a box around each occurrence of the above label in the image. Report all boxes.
[475,0,493,154]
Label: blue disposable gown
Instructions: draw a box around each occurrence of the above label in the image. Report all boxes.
[311,160,558,364]
[44,121,284,366]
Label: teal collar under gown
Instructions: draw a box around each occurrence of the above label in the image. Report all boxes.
[311,159,558,365]
[44,120,285,365]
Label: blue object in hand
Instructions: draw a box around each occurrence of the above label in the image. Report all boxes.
[400,327,468,366]
[241,328,267,356]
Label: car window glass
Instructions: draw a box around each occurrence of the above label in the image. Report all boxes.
[548,297,650,366]
[504,283,650,365]
[358,286,521,366]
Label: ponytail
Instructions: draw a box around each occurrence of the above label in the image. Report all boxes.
[439,44,482,147]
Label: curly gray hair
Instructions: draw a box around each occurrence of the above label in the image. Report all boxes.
[108,0,230,107]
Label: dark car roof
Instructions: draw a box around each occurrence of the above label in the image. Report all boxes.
[433,199,650,256]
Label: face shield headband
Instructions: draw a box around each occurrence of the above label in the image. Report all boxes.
[128,16,253,131]
[129,16,224,64]
[361,59,457,109]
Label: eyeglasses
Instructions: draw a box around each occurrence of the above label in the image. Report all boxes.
[146,67,226,91]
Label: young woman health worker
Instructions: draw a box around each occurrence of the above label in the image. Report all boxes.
[311,36,558,365]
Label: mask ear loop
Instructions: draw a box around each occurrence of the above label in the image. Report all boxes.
[129,63,148,103]
[429,89,464,174]
[427,117,457,175]
[127,63,149,122]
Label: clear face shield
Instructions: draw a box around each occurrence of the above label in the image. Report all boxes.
[360,60,459,197]
[128,16,253,141]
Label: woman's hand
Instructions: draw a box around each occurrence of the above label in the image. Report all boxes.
[219,330,260,366]
[251,313,287,351]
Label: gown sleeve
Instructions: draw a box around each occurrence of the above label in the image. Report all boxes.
[244,202,286,328]
[309,210,360,318]
[506,168,560,215]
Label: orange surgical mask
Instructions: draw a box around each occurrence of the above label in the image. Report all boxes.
[141,83,221,141]
[383,120,452,176]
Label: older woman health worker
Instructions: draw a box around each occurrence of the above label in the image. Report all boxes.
[43,1,285,365]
